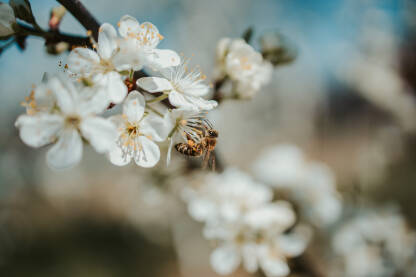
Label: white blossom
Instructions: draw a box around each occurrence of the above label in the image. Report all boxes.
[0,3,15,37]
[252,144,342,226]
[67,23,128,105]
[183,168,273,223]
[137,59,217,111]
[108,91,169,168]
[209,219,310,277]
[117,15,180,70]
[21,75,56,115]
[15,75,117,169]
[183,168,310,277]
[332,209,416,277]
[216,38,272,98]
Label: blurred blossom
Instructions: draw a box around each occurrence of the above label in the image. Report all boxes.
[183,168,273,224]
[252,144,342,226]
[182,168,310,277]
[215,38,272,98]
[332,208,416,277]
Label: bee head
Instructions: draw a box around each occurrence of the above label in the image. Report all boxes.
[208,129,218,138]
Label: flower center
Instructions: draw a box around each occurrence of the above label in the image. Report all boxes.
[65,115,81,127]
[239,56,252,71]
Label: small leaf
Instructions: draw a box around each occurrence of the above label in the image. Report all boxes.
[241,26,254,44]
[0,3,16,37]
[15,34,27,50]
[41,72,49,82]
[9,0,36,26]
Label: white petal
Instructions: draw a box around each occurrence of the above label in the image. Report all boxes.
[15,114,63,148]
[113,39,144,71]
[49,75,78,114]
[67,47,100,75]
[187,199,216,222]
[0,3,15,36]
[140,114,170,142]
[123,90,145,123]
[146,49,181,69]
[244,202,295,230]
[107,144,131,166]
[188,96,218,111]
[184,82,210,97]
[210,245,241,275]
[80,117,117,153]
[278,224,312,257]
[168,91,215,111]
[216,37,231,60]
[242,244,259,273]
[118,15,140,38]
[278,235,308,258]
[46,128,83,169]
[102,72,128,104]
[137,22,160,48]
[168,90,190,108]
[76,84,111,115]
[98,23,118,60]
[33,83,56,111]
[108,114,124,128]
[134,136,160,168]
[136,77,173,93]
[260,256,290,277]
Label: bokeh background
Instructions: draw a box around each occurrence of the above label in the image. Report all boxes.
[1,0,415,276]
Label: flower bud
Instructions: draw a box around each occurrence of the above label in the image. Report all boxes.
[49,5,66,31]
[46,41,69,55]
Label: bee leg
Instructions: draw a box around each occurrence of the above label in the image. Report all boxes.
[202,150,210,169]
[211,154,216,172]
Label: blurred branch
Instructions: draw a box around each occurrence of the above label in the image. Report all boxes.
[212,77,227,104]
[292,251,326,277]
[56,0,100,40]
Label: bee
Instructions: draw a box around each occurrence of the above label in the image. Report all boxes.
[175,120,219,170]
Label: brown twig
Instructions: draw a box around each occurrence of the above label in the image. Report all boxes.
[56,0,100,40]
[212,77,227,104]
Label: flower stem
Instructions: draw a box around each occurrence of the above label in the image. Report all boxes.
[145,104,163,117]
[147,93,169,104]
[129,69,134,81]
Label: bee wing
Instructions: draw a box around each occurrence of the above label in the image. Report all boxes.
[203,119,214,129]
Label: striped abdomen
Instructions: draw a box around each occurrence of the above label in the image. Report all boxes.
[175,143,203,156]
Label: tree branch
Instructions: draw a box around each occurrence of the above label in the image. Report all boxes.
[56,0,100,40]
[17,23,91,47]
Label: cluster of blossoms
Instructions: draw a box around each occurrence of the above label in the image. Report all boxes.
[182,168,311,277]
[15,15,217,169]
[332,208,416,277]
[215,38,273,98]
[252,144,342,227]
